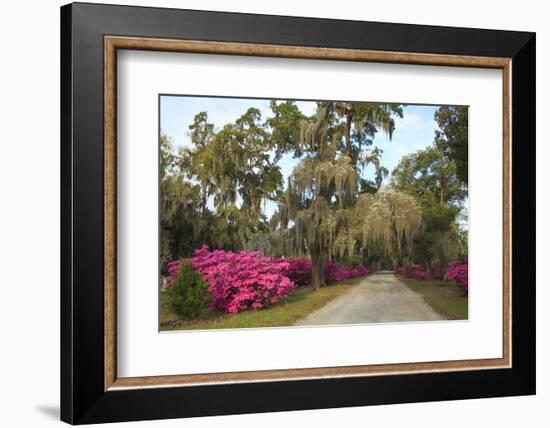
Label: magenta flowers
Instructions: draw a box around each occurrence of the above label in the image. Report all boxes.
[281,258,313,286]
[282,257,370,285]
[324,259,371,281]
[446,260,468,289]
[396,261,468,287]
[191,246,295,313]
[167,247,372,314]
[395,264,430,280]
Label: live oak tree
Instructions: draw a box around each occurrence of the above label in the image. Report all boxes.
[267,102,422,290]
[178,109,282,250]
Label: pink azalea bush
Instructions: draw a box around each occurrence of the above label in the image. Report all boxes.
[166,248,372,314]
[282,258,370,284]
[395,264,431,281]
[446,260,468,289]
[394,266,406,275]
[282,258,313,286]
[324,259,370,281]
[191,246,295,313]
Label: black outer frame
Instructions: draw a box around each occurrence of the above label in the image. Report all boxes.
[60,2,535,424]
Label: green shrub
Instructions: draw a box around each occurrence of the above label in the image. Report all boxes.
[167,261,211,319]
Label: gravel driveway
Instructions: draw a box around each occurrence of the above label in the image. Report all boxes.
[295,272,443,326]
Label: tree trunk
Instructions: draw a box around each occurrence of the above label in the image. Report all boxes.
[320,258,326,286]
[311,250,326,291]
[344,114,353,156]
[440,174,447,204]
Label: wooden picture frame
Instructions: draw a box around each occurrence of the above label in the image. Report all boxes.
[61,2,535,424]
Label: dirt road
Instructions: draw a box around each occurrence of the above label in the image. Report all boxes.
[295,272,442,326]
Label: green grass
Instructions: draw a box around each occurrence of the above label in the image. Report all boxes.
[397,276,468,320]
[160,276,365,331]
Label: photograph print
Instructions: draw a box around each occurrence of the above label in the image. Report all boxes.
[159,96,469,331]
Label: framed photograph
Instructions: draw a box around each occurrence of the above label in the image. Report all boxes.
[61,2,535,424]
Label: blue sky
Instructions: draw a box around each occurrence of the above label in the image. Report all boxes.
[160,95,439,217]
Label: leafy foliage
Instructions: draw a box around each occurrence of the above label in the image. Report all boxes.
[160,136,214,269]
[389,105,469,270]
[266,100,308,159]
[434,106,468,185]
[391,146,466,205]
[166,261,211,319]
[179,109,282,249]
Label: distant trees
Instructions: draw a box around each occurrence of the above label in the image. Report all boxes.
[434,106,468,185]
[160,135,214,269]
[183,109,282,248]
[390,105,468,272]
[390,146,466,205]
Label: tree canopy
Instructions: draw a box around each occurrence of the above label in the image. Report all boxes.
[434,106,468,184]
[160,99,468,285]
[389,105,468,269]
[261,102,420,289]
